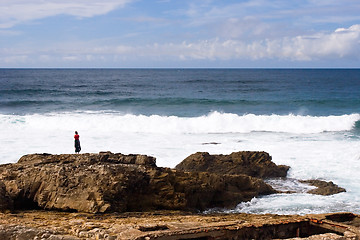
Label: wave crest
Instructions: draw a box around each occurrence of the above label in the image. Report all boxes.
[1,111,359,134]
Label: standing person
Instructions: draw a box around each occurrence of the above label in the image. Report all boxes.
[74,131,81,153]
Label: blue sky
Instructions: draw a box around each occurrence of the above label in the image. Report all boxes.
[1,0,360,68]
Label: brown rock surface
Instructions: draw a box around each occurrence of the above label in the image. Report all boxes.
[301,180,346,196]
[175,152,347,196]
[175,151,290,178]
[0,180,13,212]
[0,152,276,213]
[0,211,359,239]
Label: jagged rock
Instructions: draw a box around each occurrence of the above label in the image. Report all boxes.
[0,152,276,213]
[175,151,290,178]
[300,180,346,196]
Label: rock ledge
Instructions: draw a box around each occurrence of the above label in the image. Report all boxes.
[175,151,290,178]
[0,152,276,213]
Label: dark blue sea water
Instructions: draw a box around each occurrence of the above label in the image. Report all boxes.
[1,69,360,116]
[1,69,360,215]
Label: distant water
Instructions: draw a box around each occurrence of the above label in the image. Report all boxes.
[1,68,359,215]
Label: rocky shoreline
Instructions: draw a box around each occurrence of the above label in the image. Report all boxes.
[0,152,279,213]
[0,151,355,239]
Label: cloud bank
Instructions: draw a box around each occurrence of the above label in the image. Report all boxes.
[0,0,133,28]
[3,24,358,66]
[117,24,360,62]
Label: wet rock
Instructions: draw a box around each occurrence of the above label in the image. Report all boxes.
[175,151,290,178]
[300,180,346,196]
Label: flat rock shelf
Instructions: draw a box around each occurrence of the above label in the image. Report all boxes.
[0,211,359,239]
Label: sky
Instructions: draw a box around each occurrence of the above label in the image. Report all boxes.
[0,0,360,68]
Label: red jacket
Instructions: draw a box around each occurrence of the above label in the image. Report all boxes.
[74,134,80,140]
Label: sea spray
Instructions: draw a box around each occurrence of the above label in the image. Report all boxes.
[2,111,359,134]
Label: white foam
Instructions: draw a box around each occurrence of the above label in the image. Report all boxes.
[226,193,357,215]
[0,111,359,214]
[3,111,357,133]
[265,178,316,193]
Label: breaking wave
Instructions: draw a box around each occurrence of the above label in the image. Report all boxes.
[1,111,359,135]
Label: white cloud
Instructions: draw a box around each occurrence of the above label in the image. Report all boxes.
[1,25,359,66]
[0,0,133,28]
[126,24,360,62]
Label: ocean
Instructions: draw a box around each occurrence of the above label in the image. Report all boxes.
[1,68,359,215]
